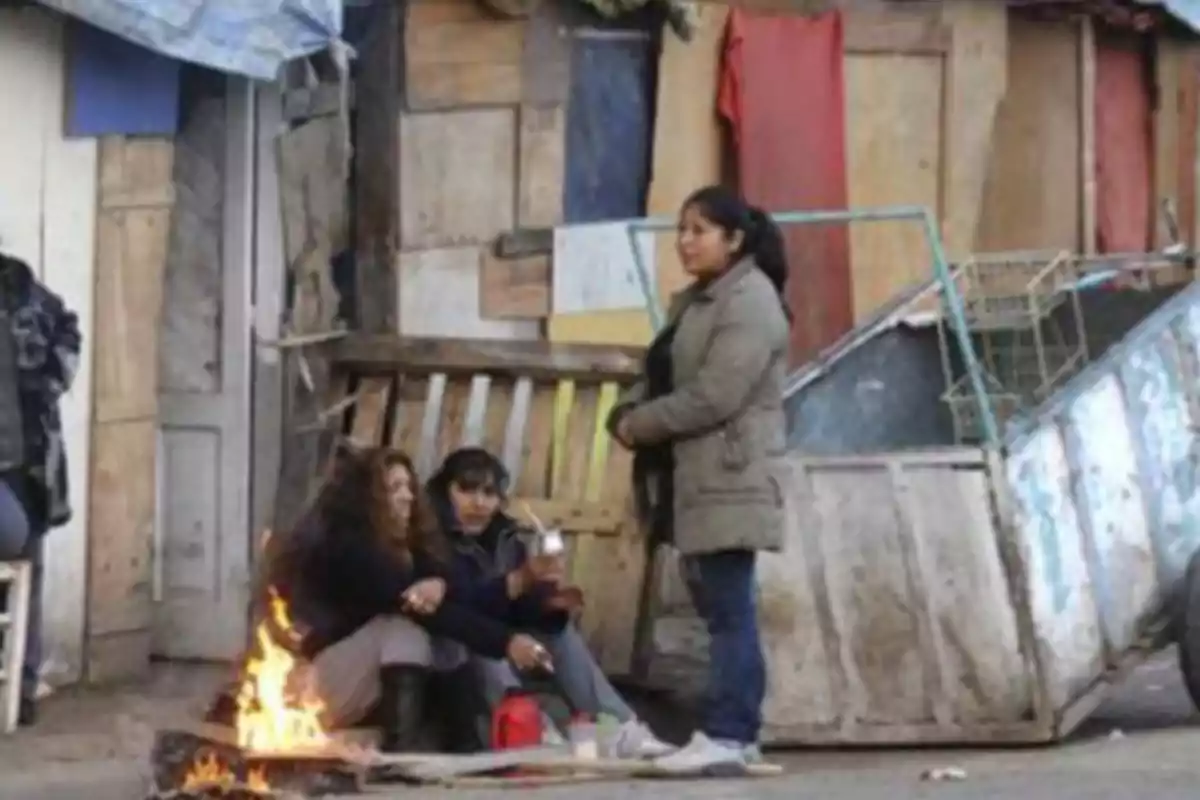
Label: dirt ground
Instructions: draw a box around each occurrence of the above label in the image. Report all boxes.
[0,652,1197,799]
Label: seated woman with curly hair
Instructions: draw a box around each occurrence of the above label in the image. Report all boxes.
[248,444,550,752]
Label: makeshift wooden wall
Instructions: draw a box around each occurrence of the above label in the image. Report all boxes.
[547,8,728,347]
[0,7,99,686]
[845,3,1007,321]
[86,137,174,683]
[399,0,566,340]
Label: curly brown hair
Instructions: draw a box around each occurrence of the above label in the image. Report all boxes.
[255,443,445,611]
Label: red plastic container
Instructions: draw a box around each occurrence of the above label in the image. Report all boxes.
[490,687,543,753]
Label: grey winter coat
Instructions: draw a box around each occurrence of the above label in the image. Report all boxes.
[612,258,790,556]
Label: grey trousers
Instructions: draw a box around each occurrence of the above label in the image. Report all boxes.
[438,626,635,732]
[0,479,40,701]
[306,615,432,729]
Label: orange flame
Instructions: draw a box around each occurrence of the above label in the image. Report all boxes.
[181,750,235,792]
[234,586,328,754]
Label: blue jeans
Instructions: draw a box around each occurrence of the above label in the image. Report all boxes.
[0,476,43,702]
[682,549,766,745]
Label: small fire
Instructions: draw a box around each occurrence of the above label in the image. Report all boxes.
[235,587,328,753]
[181,750,234,792]
[246,766,270,793]
[179,752,271,795]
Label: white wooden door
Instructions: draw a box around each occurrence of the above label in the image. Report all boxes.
[153,76,256,660]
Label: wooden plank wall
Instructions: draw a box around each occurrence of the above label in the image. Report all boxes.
[978,15,1082,253]
[546,7,728,348]
[86,137,175,683]
[0,7,99,686]
[399,0,566,341]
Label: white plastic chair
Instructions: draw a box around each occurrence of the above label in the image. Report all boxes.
[0,560,32,734]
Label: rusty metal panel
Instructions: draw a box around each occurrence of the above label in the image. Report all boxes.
[759,448,1032,745]
[1003,281,1200,735]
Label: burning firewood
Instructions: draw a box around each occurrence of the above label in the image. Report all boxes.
[151,585,364,798]
[149,726,365,797]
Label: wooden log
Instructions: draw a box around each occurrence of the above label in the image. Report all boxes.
[150,728,365,797]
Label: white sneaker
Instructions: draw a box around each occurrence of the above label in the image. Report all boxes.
[743,743,764,764]
[651,732,748,776]
[610,719,675,759]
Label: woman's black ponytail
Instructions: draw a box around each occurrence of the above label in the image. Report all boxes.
[681,185,792,320]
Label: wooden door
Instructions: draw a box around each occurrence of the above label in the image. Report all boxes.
[845,51,945,322]
[153,76,256,660]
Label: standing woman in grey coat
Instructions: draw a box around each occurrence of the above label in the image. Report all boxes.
[608,185,790,775]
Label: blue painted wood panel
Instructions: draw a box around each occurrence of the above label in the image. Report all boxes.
[563,34,655,223]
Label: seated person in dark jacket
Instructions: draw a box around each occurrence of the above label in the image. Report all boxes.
[259,445,549,753]
[426,447,673,759]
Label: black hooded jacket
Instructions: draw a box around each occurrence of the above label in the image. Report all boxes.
[278,507,515,660]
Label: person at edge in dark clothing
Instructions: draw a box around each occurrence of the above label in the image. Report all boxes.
[608,185,789,776]
[0,253,82,727]
[247,445,552,753]
[424,446,673,759]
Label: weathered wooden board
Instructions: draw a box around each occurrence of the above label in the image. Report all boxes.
[272,112,349,538]
[399,247,539,339]
[940,2,1007,260]
[405,0,525,110]
[87,136,174,683]
[978,16,1081,252]
[479,250,551,320]
[150,727,363,796]
[845,52,944,322]
[517,104,566,229]
[398,109,516,251]
[353,0,401,332]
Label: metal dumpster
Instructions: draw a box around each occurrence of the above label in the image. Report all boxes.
[744,278,1200,746]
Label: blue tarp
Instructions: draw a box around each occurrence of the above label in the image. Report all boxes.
[36,0,343,80]
[1159,0,1200,32]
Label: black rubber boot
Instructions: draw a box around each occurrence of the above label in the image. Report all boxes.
[427,663,486,754]
[377,665,428,753]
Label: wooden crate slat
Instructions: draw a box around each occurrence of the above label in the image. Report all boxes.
[581,384,643,675]
[516,381,557,498]
[390,374,434,471]
[554,382,600,574]
[346,376,393,446]
[482,377,516,458]
[508,497,623,535]
[434,377,473,464]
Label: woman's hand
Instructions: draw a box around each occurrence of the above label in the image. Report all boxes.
[507,634,553,672]
[526,554,566,587]
[402,577,446,615]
